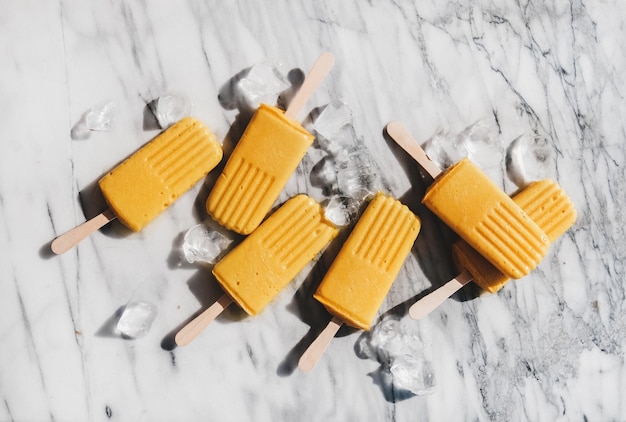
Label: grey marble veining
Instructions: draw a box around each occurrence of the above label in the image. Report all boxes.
[0,1,624,421]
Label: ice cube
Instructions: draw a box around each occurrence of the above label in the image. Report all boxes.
[506,132,554,188]
[313,100,353,141]
[335,147,377,199]
[323,195,363,227]
[117,301,158,339]
[238,62,290,108]
[460,119,503,168]
[153,93,192,129]
[370,316,404,358]
[368,315,437,396]
[390,354,436,395]
[423,129,469,170]
[183,224,233,264]
[116,275,167,339]
[85,100,118,131]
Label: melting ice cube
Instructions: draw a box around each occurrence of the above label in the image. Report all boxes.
[335,147,377,199]
[153,93,192,129]
[368,315,437,396]
[183,224,233,265]
[85,100,118,131]
[117,301,158,339]
[422,129,468,170]
[460,119,503,169]
[506,132,554,188]
[313,100,353,142]
[238,62,290,108]
[323,195,363,227]
[116,275,167,339]
[390,354,436,396]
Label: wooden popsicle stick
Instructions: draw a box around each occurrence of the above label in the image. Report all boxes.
[174,293,234,347]
[51,208,117,255]
[298,316,343,372]
[386,121,443,179]
[285,52,335,120]
[408,269,473,320]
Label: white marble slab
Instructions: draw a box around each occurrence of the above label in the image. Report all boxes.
[1,1,624,421]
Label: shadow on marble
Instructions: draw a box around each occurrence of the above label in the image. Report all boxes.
[161,267,247,350]
[78,178,134,241]
[142,100,162,132]
[95,306,125,338]
[41,176,135,257]
[367,367,416,403]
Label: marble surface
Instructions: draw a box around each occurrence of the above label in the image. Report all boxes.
[1,1,624,421]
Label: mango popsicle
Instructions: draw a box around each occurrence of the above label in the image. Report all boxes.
[386,122,548,279]
[206,53,334,234]
[452,179,577,293]
[385,122,576,319]
[175,194,338,346]
[409,179,576,319]
[206,104,314,234]
[299,193,420,371]
[51,117,222,254]
[422,157,549,279]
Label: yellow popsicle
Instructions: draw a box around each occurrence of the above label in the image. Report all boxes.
[212,194,338,315]
[51,117,222,254]
[422,157,549,279]
[99,117,222,231]
[453,179,577,293]
[206,104,314,234]
[313,193,421,330]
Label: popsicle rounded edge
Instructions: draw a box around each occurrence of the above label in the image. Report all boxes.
[98,117,222,232]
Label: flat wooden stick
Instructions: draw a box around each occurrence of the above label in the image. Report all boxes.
[386,121,442,179]
[408,270,473,320]
[285,52,335,120]
[175,293,233,347]
[298,316,343,372]
[51,209,117,254]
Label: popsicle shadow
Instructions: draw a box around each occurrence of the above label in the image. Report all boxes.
[160,266,247,350]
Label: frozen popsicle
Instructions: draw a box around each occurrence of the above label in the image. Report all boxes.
[386,122,549,279]
[51,117,222,254]
[175,194,338,346]
[384,122,576,318]
[206,53,334,234]
[298,193,420,371]
[452,179,577,293]
[409,179,576,319]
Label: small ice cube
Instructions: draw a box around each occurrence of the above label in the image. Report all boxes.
[390,354,436,395]
[335,147,377,199]
[368,315,437,396]
[115,275,167,339]
[85,100,118,131]
[153,93,191,129]
[371,316,419,358]
[183,224,233,264]
[313,101,353,141]
[311,155,338,190]
[423,129,469,170]
[239,62,290,108]
[117,301,158,339]
[460,119,503,168]
[506,132,553,188]
[324,195,362,227]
